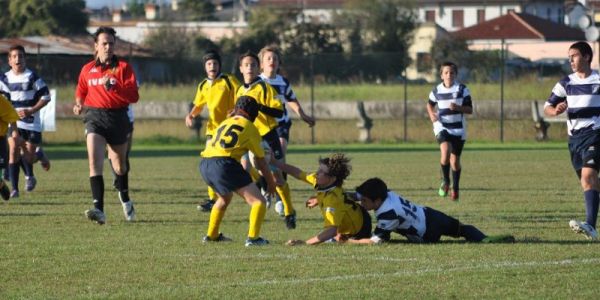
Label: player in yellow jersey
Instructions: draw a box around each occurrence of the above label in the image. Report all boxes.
[0,94,20,200]
[236,51,299,230]
[186,50,241,212]
[199,96,276,246]
[271,153,372,245]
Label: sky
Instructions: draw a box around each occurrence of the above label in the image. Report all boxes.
[86,0,171,9]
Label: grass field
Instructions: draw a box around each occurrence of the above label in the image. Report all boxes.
[1,143,599,299]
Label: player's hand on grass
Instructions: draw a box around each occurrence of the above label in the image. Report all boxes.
[286,239,305,246]
[305,197,318,208]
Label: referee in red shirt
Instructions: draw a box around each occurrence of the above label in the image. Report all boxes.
[73,27,139,225]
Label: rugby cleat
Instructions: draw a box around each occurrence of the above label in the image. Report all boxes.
[450,190,459,201]
[245,237,269,247]
[0,180,10,201]
[85,208,106,225]
[198,199,215,212]
[121,200,136,222]
[202,233,232,243]
[284,212,297,230]
[569,220,598,240]
[25,176,37,192]
[10,190,19,199]
[438,182,449,197]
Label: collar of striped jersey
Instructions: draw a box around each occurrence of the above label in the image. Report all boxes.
[95,55,119,69]
[316,182,337,193]
[243,76,262,88]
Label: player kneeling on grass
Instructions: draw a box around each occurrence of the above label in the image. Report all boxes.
[199,96,276,247]
[271,153,372,246]
[342,177,514,244]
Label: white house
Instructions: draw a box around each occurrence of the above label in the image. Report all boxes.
[417,0,566,32]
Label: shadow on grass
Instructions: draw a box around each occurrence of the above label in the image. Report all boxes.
[385,238,595,245]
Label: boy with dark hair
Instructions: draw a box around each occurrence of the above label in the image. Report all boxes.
[199,96,276,246]
[0,44,52,197]
[271,153,372,245]
[186,49,241,212]
[426,61,472,201]
[545,41,600,240]
[345,177,514,244]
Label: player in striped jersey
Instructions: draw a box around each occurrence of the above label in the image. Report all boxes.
[200,96,276,246]
[344,177,514,244]
[0,45,51,198]
[186,50,241,212]
[426,61,472,201]
[258,45,315,217]
[236,51,300,230]
[545,41,600,240]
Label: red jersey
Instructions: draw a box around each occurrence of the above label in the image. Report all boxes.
[75,57,139,109]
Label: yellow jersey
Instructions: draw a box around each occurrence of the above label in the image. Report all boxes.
[0,95,18,136]
[235,79,283,136]
[299,172,365,236]
[192,73,241,136]
[201,115,264,162]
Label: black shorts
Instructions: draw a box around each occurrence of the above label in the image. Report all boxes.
[262,129,284,160]
[422,207,461,243]
[276,121,292,141]
[0,137,7,169]
[351,205,373,239]
[200,157,253,195]
[9,128,42,145]
[436,130,465,156]
[568,127,600,171]
[84,107,131,145]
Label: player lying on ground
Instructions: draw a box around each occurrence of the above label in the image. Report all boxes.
[342,177,514,244]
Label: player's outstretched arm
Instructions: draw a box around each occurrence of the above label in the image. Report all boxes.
[271,159,303,180]
[287,226,338,246]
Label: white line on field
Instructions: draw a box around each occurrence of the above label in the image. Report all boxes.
[212,257,600,287]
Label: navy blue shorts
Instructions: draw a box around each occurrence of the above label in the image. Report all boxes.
[436,130,465,156]
[352,205,373,239]
[84,107,131,145]
[200,157,253,195]
[422,207,461,243]
[568,127,600,172]
[12,128,42,145]
[276,121,292,141]
[262,129,284,160]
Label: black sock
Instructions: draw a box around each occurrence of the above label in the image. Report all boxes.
[460,225,486,242]
[441,164,450,185]
[90,175,104,211]
[20,159,33,177]
[584,190,599,228]
[9,162,19,190]
[452,168,461,193]
[115,174,130,203]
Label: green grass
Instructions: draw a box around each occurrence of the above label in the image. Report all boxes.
[1,143,598,299]
[53,76,560,103]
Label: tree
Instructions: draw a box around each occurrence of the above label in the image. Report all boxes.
[126,0,147,18]
[338,0,417,67]
[143,25,193,58]
[2,0,88,37]
[180,0,216,21]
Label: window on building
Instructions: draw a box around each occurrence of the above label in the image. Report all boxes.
[452,10,464,28]
[417,52,432,73]
[425,10,435,22]
[477,9,485,23]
